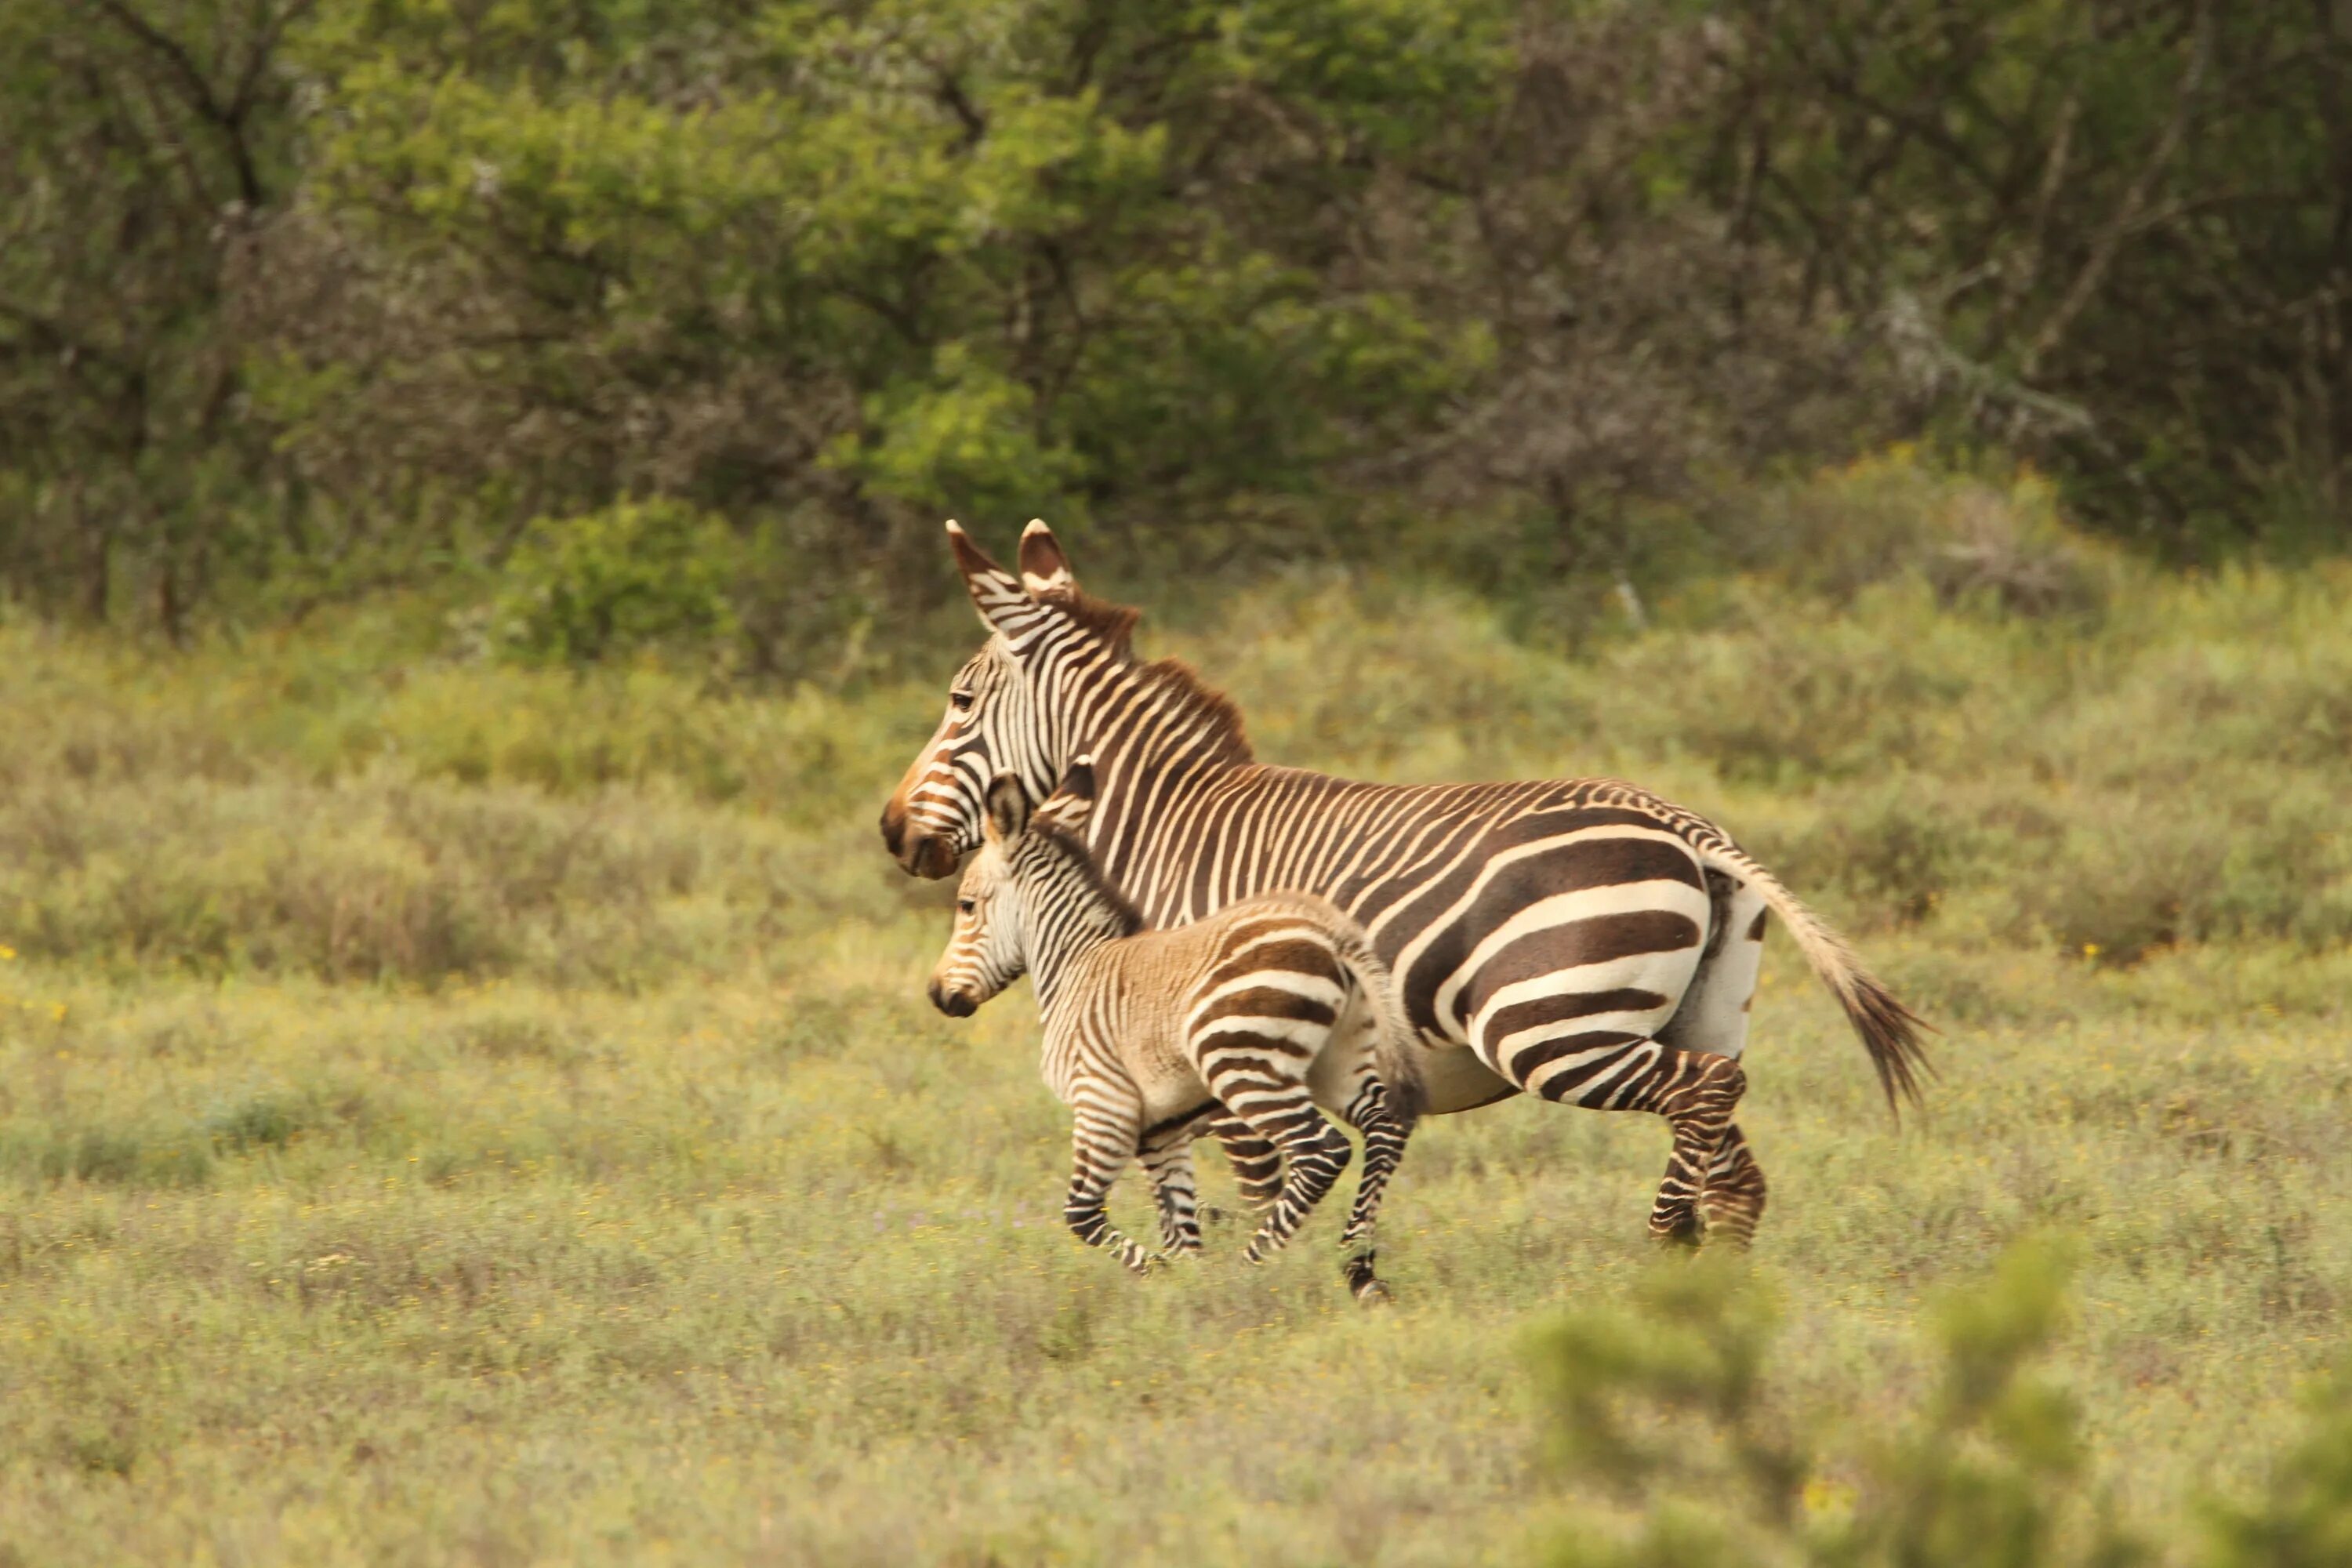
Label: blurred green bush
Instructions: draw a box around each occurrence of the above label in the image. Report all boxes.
[1537,1240,2352,1567]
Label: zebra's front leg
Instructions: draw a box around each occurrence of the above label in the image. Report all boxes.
[1336,1077,1417,1303]
[1063,1107,1158,1275]
[1139,1137,1203,1258]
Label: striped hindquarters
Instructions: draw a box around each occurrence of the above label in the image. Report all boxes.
[1184,903,1355,1127]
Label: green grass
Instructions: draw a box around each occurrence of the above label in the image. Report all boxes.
[2,481,2348,1563]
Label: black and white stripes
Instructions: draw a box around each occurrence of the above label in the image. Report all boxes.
[884,520,1931,1256]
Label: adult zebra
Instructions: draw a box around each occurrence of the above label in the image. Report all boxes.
[880,521,1931,1249]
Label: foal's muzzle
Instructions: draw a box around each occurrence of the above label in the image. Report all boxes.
[928,979,977,1018]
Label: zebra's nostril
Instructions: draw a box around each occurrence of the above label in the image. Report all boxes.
[879,805,906,855]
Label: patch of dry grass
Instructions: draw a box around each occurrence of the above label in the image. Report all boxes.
[0,517,2347,1562]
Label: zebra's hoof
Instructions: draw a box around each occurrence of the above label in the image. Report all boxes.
[1352,1279,1394,1307]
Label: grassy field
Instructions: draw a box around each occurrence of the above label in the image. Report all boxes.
[2,499,2349,1563]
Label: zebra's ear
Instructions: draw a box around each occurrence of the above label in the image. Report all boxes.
[947,520,1030,636]
[1018,519,1076,601]
[983,772,1033,842]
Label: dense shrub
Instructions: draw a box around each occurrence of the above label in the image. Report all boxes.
[491,500,741,666]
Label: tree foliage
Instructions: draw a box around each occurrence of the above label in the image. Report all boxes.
[1,0,2344,648]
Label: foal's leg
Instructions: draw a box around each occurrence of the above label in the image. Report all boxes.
[1139,1138,1203,1257]
[1203,1116,1284,1215]
[1196,1038,1354,1263]
[1063,1105,1156,1273]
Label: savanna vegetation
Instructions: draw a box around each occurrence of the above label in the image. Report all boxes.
[2,0,2350,1561]
[3,456,2350,1561]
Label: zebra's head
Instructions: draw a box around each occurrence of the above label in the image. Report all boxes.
[881,519,1129,880]
[927,764,1111,1017]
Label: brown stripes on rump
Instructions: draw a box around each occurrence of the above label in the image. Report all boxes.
[1505,1029,1646,1091]
[1479,986,1672,1047]
[1392,833,1705,1033]
[1465,909,1704,1007]
[1369,812,1704,950]
[1194,984,1339,1031]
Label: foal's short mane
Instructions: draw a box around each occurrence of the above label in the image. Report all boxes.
[1050,587,1254,766]
[1031,820,1145,938]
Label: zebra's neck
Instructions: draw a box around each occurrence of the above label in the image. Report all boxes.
[1059,662,1253,884]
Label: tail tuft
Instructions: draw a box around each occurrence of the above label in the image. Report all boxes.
[1675,822,1936,1123]
[1842,971,1937,1117]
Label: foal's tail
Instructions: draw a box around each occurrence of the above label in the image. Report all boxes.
[1317,909,1428,1122]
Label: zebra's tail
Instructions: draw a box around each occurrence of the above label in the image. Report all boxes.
[1318,910,1428,1122]
[1690,839,1936,1118]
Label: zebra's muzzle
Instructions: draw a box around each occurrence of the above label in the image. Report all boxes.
[928,980,978,1018]
[895,829,960,880]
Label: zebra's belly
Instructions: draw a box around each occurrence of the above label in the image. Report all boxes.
[1415,1046,1521,1115]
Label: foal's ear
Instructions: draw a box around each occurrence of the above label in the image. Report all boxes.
[1018,519,1076,601]
[1052,754,1099,828]
[983,772,1033,841]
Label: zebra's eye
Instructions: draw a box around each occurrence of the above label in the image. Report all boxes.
[957,898,976,914]
[949,691,975,713]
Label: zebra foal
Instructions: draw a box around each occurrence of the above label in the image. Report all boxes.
[927,759,1423,1298]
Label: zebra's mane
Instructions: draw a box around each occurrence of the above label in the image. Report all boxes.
[1048,588,1254,765]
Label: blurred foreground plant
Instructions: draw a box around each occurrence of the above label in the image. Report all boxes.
[1537,1240,2142,1568]
[1540,1241,2352,1566]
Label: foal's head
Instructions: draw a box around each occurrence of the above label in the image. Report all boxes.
[925,760,1122,1017]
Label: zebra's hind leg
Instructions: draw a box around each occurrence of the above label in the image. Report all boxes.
[1698,1122,1768,1250]
[1063,1106,1159,1275]
[1336,1078,1417,1304]
[1140,1138,1203,1258]
[1641,1054,1748,1248]
[1468,1018,1747,1251]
